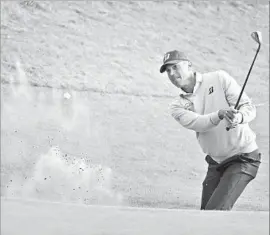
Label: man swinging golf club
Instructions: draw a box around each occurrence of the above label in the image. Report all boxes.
[160,32,262,210]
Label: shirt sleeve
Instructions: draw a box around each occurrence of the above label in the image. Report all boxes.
[170,99,221,133]
[218,70,256,124]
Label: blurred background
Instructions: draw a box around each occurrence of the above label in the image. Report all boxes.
[1,0,269,211]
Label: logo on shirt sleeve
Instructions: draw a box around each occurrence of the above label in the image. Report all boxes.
[179,96,194,111]
[208,86,214,95]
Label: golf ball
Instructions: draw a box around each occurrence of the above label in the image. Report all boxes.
[63,92,71,99]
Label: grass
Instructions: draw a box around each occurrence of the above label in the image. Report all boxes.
[1,197,269,235]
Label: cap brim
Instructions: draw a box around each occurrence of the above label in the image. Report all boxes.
[159,60,181,73]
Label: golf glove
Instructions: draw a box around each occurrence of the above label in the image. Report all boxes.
[218,107,243,128]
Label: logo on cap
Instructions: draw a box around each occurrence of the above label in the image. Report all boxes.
[160,50,191,73]
[163,53,171,62]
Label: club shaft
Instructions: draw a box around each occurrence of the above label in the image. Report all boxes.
[234,44,261,110]
[226,43,261,131]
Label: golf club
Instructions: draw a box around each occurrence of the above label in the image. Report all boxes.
[226,31,262,131]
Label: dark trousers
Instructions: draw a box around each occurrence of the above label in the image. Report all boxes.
[201,149,261,210]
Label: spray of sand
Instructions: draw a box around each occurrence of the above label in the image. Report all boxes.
[5,146,123,206]
[2,60,123,206]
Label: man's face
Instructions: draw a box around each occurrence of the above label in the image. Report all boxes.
[165,61,190,88]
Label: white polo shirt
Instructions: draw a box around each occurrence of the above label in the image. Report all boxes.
[170,70,258,163]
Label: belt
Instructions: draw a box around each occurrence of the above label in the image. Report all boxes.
[206,149,261,171]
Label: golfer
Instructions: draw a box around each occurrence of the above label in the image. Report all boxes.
[160,50,261,210]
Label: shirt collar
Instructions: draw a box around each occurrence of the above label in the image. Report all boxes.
[179,72,203,96]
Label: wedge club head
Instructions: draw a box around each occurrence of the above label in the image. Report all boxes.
[226,31,262,131]
[251,31,262,45]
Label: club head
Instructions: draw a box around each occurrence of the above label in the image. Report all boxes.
[251,31,262,45]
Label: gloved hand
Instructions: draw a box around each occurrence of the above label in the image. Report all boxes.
[218,107,243,129]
